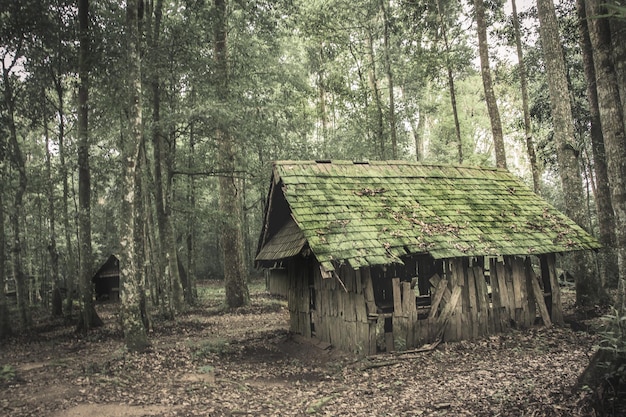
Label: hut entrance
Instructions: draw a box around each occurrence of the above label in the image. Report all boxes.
[92,255,120,302]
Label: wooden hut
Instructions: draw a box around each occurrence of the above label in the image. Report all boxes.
[92,255,120,302]
[255,161,601,355]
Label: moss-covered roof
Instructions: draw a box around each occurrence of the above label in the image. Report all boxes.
[256,160,601,271]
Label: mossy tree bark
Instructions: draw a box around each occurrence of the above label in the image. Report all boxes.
[576,0,618,289]
[585,0,626,312]
[537,0,609,307]
[121,0,150,352]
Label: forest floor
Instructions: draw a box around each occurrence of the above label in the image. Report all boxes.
[0,279,612,417]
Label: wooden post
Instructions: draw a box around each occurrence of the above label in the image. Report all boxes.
[428,275,448,319]
[545,254,563,324]
[362,267,377,317]
[392,277,403,316]
[529,266,552,327]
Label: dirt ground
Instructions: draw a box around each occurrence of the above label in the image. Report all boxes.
[0,282,607,416]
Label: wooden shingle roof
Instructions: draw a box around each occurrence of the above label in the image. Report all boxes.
[256,160,601,271]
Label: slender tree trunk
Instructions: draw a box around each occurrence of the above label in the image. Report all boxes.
[2,56,30,330]
[214,0,249,308]
[186,114,197,304]
[576,0,618,288]
[585,0,626,312]
[44,105,63,316]
[379,0,397,159]
[52,74,75,316]
[436,0,463,164]
[121,0,150,352]
[537,0,609,307]
[366,30,385,159]
[511,0,540,191]
[0,109,12,339]
[147,0,184,314]
[77,0,102,331]
[474,0,507,169]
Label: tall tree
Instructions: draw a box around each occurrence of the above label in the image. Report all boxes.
[576,0,618,288]
[536,0,608,307]
[379,0,398,159]
[436,0,463,164]
[474,0,507,168]
[585,0,626,312]
[214,0,249,308]
[146,0,184,315]
[43,98,63,316]
[2,52,31,330]
[121,0,150,351]
[0,98,11,339]
[511,0,540,191]
[77,0,102,331]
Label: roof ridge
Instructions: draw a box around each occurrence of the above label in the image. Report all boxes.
[273,160,504,172]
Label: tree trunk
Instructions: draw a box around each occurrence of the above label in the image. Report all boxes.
[511,0,540,192]
[379,0,397,159]
[436,0,463,164]
[121,0,150,352]
[609,17,626,123]
[2,56,30,330]
[536,0,609,307]
[147,0,184,315]
[214,0,249,309]
[585,0,626,312]
[76,0,102,331]
[44,104,63,317]
[474,0,507,169]
[0,107,12,339]
[185,112,197,304]
[576,0,618,288]
[52,70,75,317]
[366,29,385,159]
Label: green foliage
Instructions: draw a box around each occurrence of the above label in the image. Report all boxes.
[0,364,16,384]
[598,308,626,363]
[192,339,231,359]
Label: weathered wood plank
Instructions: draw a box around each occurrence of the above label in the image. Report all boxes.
[428,276,448,319]
[509,256,526,326]
[362,267,377,316]
[528,266,552,327]
[355,268,363,294]
[467,266,479,339]
[546,254,564,324]
[495,260,511,329]
[392,277,403,317]
[402,281,416,314]
[473,266,490,336]
[437,285,462,336]
[355,293,368,322]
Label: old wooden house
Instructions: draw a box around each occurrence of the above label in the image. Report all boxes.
[92,255,120,302]
[255,161,601,355]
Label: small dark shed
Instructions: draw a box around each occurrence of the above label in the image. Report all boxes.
[255,161,601,354]
[92,255,120,302]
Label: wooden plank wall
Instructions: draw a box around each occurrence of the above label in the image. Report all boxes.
[389,255,560,348]
[287,255,562,354]
[266,269,289,297]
